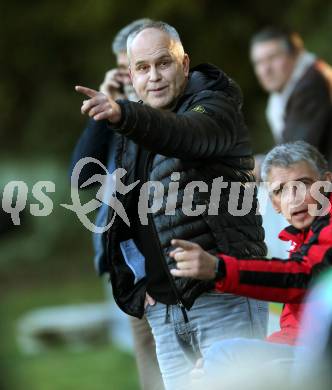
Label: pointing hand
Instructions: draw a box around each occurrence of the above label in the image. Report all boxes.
[75,85,122,123]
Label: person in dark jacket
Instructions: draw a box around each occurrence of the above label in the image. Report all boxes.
[250,27,332,172]
[170,141,332,386]
[75,20,267,390]
[71,19,165,390]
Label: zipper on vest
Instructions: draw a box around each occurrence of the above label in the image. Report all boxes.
[144,153,189,323]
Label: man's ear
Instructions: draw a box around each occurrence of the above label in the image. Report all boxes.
[128,66,133,83]
[183,53,190,77]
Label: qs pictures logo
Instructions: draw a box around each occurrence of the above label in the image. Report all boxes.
[61,158,140,233]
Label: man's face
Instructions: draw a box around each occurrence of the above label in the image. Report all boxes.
[128,28,190,110]
[116,51,131,87]
[116,51,138,101]
[268,161,331,230]
[250,40,297,93]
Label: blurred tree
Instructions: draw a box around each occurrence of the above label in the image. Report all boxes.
[1,0,331,157]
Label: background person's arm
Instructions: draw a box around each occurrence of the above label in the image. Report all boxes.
[70,119,113,188]
[170,230,332,304]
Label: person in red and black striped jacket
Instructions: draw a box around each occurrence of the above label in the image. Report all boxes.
[170,141,332,377]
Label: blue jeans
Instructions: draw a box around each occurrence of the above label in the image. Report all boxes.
[145,292,268,390]
[203,337,297,386]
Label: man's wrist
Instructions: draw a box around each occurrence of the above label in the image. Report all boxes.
[214,257,226,281]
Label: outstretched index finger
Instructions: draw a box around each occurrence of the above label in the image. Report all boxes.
[75,85,99,98]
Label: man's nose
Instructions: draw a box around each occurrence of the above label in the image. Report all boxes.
[260,65,271,79]
[287,184,306,206]
[257,60,272,74]
[284,185,298,202]
[149,66,161,82]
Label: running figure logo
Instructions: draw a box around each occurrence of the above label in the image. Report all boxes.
[61,157,139,233]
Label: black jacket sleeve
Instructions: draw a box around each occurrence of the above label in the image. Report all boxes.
[113,90,251,160]
[70,119,113,187]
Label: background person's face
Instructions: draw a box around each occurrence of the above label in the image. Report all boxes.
[129,28,189,110]
[268,161,326,230]
[250,40,297,93]
[116,51,138,101]
[116,51,131,86]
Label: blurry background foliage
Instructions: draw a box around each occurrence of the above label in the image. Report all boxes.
[0,0,331,389]
[1,0,332,159]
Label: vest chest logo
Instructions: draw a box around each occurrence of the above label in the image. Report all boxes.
[191,105,207,114]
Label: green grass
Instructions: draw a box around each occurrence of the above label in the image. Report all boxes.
[269,302,283,315]
[1,272,139,390]
[14,347,138,390]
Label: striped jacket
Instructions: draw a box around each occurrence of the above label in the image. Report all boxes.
[215,193,332,345]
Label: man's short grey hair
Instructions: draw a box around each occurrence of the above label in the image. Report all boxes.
[112,18,153,55]
[261,141,328,181]
[126,21,184,59]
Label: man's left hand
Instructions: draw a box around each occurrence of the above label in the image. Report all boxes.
[169,239,218,280]
[75,85,122,123]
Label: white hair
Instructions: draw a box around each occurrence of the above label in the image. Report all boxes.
[261,141,328,181]
[126,21,185,60]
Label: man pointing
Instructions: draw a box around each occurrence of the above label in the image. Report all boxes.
[76,20,267,390]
